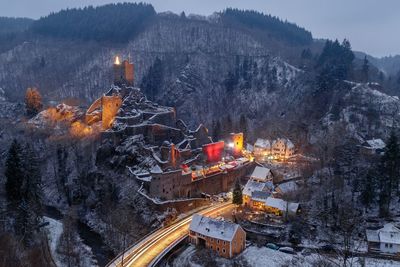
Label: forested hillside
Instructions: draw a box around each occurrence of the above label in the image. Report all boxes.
[31,3,156,42]
[221,8,313,45]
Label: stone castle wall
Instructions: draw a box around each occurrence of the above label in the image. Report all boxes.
[149,162,255,200]
[102,95,122,130]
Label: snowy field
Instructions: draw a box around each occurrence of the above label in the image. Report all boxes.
[171,244,400,267]
[242,246,400,267]
[43,216,64,267]
[43,216,98,267]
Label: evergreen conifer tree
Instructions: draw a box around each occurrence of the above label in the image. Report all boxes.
[5,139,24,206]
[232,180,243,206]
[379,133,399,216]
[361,56,369,82]
[360,171,375,209]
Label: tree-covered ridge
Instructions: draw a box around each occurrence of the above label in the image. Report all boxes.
[0,17,33,34]
[31,3,156,42]
[221,8,313,45]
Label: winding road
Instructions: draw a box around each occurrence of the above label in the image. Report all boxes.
[107,202,234,267]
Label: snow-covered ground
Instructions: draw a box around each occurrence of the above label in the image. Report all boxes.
[43,216,64,266]
[171,245,400,267]
[242,246,400,267]
[43,216,98,267]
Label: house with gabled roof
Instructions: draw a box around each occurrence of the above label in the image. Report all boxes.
[189,214,246,258]
[250,166,273,182]
[366,223,400,254]
[272,138,295,160]
[254,138,271,157]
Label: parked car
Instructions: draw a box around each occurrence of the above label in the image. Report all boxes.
[266,243,279,250]
[279,247,296,254]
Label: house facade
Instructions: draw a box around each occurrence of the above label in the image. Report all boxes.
[253,138,295,160]
[272,138,295,159]
[366,223,400,254]
[189,214,246,258]
[254,138,271,157]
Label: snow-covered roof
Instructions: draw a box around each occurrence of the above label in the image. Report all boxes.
[265,197,299,213]
[246,144,254,152]
[366,230,380,243]
[365,139,386,150]
[254,138,271,149]
[276,181,298,194]
[265,197,287,211]
[250,166,271,182]
[189,214,242,242]
[288,203,300,213]
[272,138,294,149]
[251,191,270,202]
[243,179,267,197]
[286,139,295,149]
[367,224,400,244]
[150,165,163,174]
[235,157,250,165]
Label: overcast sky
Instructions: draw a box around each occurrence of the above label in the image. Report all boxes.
[1,0,399,57]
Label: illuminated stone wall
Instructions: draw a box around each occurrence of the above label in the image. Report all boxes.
[101,95,122,130]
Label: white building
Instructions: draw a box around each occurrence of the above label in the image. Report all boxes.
[254,138,271,157]
[366,223,400,254]
[272,138,295,159]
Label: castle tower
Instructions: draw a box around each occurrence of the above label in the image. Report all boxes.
[113,56,134,86]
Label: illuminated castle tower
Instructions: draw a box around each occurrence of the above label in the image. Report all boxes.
[113,55,134,86]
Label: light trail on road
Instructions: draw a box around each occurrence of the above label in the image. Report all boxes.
[108,202,234,267]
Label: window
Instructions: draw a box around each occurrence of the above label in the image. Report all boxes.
[223,241,226,245]
[210,238,214,242]
[217,247,219,251]
[385,243,388,248]
[223,249,226,253]
[211,245,213,249]
[217,240,220,244]
[390,244,393,248]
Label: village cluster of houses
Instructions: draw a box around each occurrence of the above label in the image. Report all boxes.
[242,166,300,216]
[188,137,395,259]
[188,166,301,259]
[249,138,295,160]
